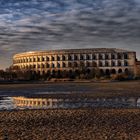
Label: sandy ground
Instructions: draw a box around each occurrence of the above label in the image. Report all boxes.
[0,108,140,140]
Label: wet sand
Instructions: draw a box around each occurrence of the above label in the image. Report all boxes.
[0,109,140,140]
[0,80,140,98]
[0,81,140,139]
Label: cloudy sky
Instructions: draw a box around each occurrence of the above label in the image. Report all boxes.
[0,0,140,69]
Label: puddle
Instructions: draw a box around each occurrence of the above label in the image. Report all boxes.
[0,93,140,110]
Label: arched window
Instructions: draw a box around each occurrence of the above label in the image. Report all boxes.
[105,54,109,60]
[62,62,66,68]
[86,69,91,74]
[52,70,56,76]
[111,69,116,74]
[118,61,122,66]
[111,54,115,59]
[105,61,109,67]
[92,54,96,60]
[118,69,123,73]
[75,70,80,75]
[105,69,110,75]
[52,63,55,68]
[42,64,45,68]
[125,68,129,74]
[124,53,128,59]
[112,61,115,67]
[93,61,97,67]
[37,71,40,75]
[99,54,103,60]
[86,62,90,67]
[80,62,84,67]
[80,55,84,60]
[62,55,66,61]
[42,57,45,61]
[42,70,45,75]
[99,61,103,67]
[100,69,104,75]
[57,56,60,61]
[57,63,60,68]
[74,62,78,67]
[86,55,90,60]
[57,70,62,78]
[33,58,36,62]
[69,70,73,74]
[118,53,122,59]
[51,56,55,61]
[124,61,128,66]
[37,57,40,62]
[68,55,72,61]
[74,55,78,60]
[46,63,50,68]
[47,70,51,75]
[68,62,72,67]
[46,57,49,61]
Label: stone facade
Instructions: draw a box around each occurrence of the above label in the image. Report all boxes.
[13,48,136,76]
[135,61,140,77]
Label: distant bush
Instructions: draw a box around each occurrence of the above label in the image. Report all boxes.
[111,74,134,81]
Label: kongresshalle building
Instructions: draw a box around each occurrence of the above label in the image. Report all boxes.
[12,48,136,76]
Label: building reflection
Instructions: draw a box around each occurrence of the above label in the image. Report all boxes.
[12,96,140,109]
[13,97,62,109]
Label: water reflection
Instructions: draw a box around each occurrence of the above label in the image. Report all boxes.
[1,95,140,110]
[12,96,140,110]
[0,97,15,110]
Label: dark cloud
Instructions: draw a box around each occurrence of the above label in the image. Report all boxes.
[0,0,140,68]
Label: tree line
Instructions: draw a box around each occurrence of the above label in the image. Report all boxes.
[0,65,135,81]
[0,65,106,81]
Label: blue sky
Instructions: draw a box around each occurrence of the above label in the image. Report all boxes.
[0,0,140,69]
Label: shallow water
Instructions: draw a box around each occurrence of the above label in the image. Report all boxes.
[0,97,15,110]
[0,92,140,110]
